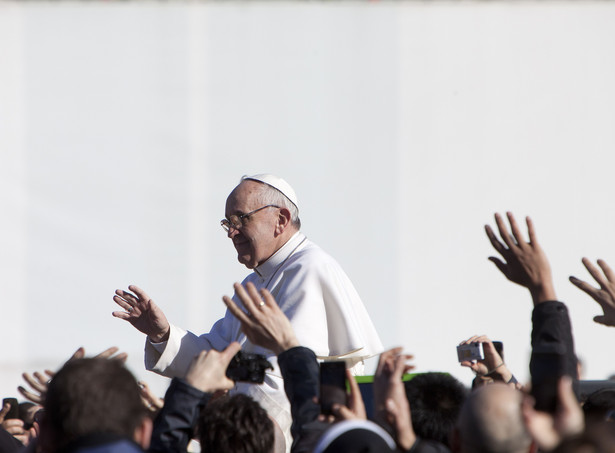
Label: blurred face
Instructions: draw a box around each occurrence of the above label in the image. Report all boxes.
[225,181,281,269]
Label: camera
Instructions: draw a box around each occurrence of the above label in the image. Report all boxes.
[456,342,484,362]
[226,351,273,384]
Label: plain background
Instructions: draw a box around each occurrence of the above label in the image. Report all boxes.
[1,1,615,398]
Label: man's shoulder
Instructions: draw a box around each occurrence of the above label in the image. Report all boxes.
[289,239,339,268]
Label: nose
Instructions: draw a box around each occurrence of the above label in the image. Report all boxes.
[227,225,240,239]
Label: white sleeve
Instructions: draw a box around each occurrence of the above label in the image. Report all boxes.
[144,324,213,378]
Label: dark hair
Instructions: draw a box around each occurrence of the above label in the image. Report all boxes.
[42,358,147,452]
[583,388,615,423]
[404,372,468,447]
[198,393,273,453]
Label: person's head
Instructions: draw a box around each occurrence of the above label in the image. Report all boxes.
[40,358,151,453]
[453,383,533,453]
[224,174,300,269]
[198,393,273,453]
[404,372,467,447]
[583,388,615,424]
[313,420,397,453]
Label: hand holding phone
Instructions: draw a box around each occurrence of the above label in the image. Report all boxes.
[320,361,347,415]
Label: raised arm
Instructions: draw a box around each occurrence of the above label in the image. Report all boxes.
[112,285,170,343]
[569,258,615,327]
[485,212,556,305]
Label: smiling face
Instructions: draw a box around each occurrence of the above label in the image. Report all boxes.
[225,180,286,269]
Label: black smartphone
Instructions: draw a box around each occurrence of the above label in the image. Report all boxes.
[320,361,347,415]
[2,398,19,420]
[225,351,273,384]
[531,352,566,413]
[493,341,504,361]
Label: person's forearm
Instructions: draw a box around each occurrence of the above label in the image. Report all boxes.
[149,378,210,453]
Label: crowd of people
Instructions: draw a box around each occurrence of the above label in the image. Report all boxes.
[2,174,615,453]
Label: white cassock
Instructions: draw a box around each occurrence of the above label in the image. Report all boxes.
[144,231,383,445]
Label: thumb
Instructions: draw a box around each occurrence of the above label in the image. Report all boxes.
[0,402,10,421]
[594,315,608,325]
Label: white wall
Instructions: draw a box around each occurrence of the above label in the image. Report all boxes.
[1,1,615,398]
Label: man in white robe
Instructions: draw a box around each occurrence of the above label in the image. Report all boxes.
[112,174,383,444]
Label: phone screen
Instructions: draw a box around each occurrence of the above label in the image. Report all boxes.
[320,361,347,415]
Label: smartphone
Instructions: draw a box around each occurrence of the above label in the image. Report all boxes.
[2,398,19,420]
[531,352,566,413]
[457,342,484,362]
[493,341,504,361]
[320,361,347,415]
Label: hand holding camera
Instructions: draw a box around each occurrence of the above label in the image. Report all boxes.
[458,336,514,384]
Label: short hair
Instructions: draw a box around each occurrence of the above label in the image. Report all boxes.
[457,384,531,453]
[251,180,301,229]
[198,394,273,453]
[404,372,467,447]
[42,358,147,452]
[583,388,615,423]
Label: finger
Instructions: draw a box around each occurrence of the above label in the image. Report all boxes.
[222,295,253,326]
[331,404,360,421]
[245,282,267,311]
[113,295,135,312]
[488,257,509,276]
[95,346,119,359]
[259,287,280,311]
[221,342,242,363]
[17,386,43,404]
[526,216,539,245]
[233,283,260,315]
[112,311,133,321]
[114,352,128,363]
[68,347,85,361]
[114,290,138,304]
[485,225,507,255]
[582,257,609,288]
[507,212,527,246]
[494,212,516,249]
[127,285,152,303]
[594,315,609,325]
[597,259,615,283]
[23,373,47,393]
[0,402,10,419]
[569,276,599,298]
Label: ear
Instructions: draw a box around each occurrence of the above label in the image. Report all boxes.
[275,208,292,235]
[133,416,153,450]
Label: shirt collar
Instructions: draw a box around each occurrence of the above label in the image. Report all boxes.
[254,231,305,279]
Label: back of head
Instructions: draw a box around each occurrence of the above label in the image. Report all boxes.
[42,358,147,453]
[456,383,531,453]
[404,372,468,447]
[583,388,615,424]
[198,393,273,453]
[312,420,396,453]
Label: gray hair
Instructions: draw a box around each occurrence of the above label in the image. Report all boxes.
[252,181,301,229]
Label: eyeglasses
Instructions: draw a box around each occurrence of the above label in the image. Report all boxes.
[220,205,280,233]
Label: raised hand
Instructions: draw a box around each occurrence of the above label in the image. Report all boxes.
[569,258,615,327]
[222,282,299,355]
[485,212,556,305]
[522,376,583,451]
[138,380,164,414]
[113,285,170,342]
[459,335,513,384]
[184,342,242,393]
[373,347,416,451]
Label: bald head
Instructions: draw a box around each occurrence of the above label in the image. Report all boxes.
[456,384,532,453]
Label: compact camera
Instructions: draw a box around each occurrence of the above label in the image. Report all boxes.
[456,342,484,362]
